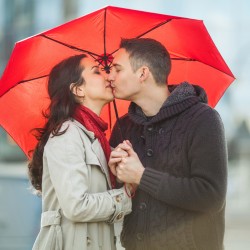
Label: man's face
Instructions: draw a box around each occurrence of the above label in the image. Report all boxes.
[108,48,141,101]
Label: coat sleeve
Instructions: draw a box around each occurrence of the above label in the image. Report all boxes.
[44,123,131,223]
[139,108,228,213]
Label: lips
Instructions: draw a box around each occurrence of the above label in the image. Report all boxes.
[106,85,113,89]
[110,82,115,88]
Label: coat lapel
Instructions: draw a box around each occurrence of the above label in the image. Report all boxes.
[73,120,112,189]
[91,140,112,189]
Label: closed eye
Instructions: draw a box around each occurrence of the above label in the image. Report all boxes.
[91,66,101,74]
[112,63,122,73]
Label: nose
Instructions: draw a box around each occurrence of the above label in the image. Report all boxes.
[107,69,115,82]
[102,71,109,81]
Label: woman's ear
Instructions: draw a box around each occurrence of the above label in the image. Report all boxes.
[70,83,85,97]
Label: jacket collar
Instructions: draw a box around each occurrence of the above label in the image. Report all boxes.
[72,119,96,141]
[128,82,207,125]
[72,119,112,188]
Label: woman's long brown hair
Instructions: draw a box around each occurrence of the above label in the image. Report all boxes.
[28,54,86,192]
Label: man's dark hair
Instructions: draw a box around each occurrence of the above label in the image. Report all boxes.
[120,38,171,85]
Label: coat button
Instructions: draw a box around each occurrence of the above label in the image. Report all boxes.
[115,212,124,220]
[87,236,91,245]
[115,195,122,202]
[140,135,145,141]
[139,202,147,211]
[146,149,153,157]
[158,128,164,134]
[147,125,153,132]
[136,233,144,241]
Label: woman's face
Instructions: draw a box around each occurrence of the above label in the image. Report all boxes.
[79,56,114,109]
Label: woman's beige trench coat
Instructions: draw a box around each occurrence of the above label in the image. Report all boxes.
[32,120,132,250]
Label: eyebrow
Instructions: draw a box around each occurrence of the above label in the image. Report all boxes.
[91,66,99,70]
[112,63,122,68]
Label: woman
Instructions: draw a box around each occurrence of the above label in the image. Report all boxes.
[29,54,132,250]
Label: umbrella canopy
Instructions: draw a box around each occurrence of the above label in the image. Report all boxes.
[0,6,235,158]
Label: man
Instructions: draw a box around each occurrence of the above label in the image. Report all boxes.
[108,38,227,250]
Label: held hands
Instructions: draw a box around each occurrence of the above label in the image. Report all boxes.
[108,140,145,185]
[109,144,129,177]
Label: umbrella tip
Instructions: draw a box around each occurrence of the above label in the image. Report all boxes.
[96,53,113,74]
[103,66,110,74]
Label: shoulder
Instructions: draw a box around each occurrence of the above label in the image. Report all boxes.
[112,113,132,134]
[58,120,84,139]
[110,113,130,146]
[59,119,95,139]
[46,120,93,147]
[197,103,223,123]
[187,102,222,123]
[188,103,225,136]
[119,113,130,122]
[45,120,78,148]
[116,113,131,127]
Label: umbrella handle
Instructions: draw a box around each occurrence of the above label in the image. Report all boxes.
[112,99,124,142]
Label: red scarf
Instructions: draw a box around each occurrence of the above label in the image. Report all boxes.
[73,105,116,188]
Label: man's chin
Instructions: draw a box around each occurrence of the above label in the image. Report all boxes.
[113,92,120,99]
[114,95,127,100]
[113,90,131,101]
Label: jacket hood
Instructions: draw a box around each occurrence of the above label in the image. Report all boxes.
[128,82,208,125]
[167,82,207,106]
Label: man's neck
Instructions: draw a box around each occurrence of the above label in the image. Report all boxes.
[133,85,170,116]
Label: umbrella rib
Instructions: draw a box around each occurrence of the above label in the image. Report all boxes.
[97,8,113,74]
[40,34,100,57]
[1,75,49,97]
[103,8,107,57]
[107,17,197,62]
[108,19,206,63]
[171,58,196,61]
[135,19,172,38]
[18,75,49,84]
[3,34,107,96]
[110,19,172,55]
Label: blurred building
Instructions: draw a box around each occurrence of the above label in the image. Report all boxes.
[0,129,26,162]
[0,0,82,72]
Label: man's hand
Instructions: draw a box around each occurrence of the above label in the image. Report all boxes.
[116,141,145,185]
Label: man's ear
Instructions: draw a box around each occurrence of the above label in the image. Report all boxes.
[70,83,85,97]
[138,66,150,82]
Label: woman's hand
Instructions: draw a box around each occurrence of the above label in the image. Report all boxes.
[108,142,129,176]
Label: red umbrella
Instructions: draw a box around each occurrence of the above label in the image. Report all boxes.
[0,6,235,158]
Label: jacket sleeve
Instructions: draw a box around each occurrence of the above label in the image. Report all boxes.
[139,108,227,213]
[44,123,131,223]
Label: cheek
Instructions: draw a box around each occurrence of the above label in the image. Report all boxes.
[118,72,133,86]
[85,81,102,94]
